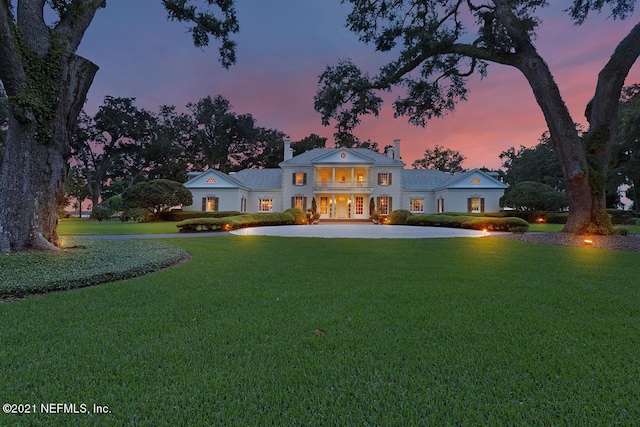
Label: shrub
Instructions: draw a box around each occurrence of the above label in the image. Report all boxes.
[176,212,296,232]
[388,209,412,225]
[160,210,242,221]
[406,214,529,232]
[607,209,635,225]
[284,208,308,225]
[90,204,112,222]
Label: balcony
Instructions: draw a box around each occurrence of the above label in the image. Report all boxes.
[313,180,373,192]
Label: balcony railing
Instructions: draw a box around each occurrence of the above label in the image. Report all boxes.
[314,180,371,189]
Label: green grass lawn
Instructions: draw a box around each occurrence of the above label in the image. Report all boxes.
[58,218,180,236]
[1,236,639,425]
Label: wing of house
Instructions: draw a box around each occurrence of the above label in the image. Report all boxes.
[182,139,507,218]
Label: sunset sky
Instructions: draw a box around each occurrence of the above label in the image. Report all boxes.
[77,1,640,170]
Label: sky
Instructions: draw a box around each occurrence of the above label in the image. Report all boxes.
[76,1,640,170]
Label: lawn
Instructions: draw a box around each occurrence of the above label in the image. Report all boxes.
[1,236,639,425]
[58,218,180,236]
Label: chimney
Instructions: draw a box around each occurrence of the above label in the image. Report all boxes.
[284,136,292,161]
[393,138,401,160]
[387,147,395,158]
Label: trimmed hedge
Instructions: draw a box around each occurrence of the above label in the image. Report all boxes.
[284,208,308,225]
[176,212,295,232]
[406,214,529,232]
[388,209,412,225]
[161,210,242,221]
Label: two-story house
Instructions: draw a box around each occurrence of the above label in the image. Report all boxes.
[182,139,507,218]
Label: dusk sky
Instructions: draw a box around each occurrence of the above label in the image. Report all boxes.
[76,1,640,170]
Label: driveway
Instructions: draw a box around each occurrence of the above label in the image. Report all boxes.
[230,223,490,239]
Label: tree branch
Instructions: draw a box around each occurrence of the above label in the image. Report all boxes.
[589,20,640,129]
[53,0,106,52]
[17,0,49,55]
[0,2,27,95]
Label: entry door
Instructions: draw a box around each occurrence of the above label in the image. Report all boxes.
[336,197,348,218]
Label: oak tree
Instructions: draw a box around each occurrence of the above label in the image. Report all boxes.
[0,0,238,252]
[315,0,640,234]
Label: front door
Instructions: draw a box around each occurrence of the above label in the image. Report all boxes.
[336,196,349,218]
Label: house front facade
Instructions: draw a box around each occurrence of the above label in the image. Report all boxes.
[183,139,507,218]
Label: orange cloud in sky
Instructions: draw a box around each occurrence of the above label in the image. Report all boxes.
[80,2,640,171]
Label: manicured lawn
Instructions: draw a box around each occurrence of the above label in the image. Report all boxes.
[1,236,639,425]
[528,222,640,234]
[58,218,180,235]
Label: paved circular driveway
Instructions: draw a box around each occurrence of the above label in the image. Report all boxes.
[230,223,489,239]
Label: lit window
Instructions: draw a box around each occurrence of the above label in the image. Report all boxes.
[259,199,273,212]
[294,172,306,186]
[410,199,424,213]
[378,172,391,186]
[205,197,218,212]
[469,197,483,213]
[378,196,390,215]
[320,197,328,214]
[355,197,364,215]
[293,196,306,210]
[471,177,481,184]
[206,177,217,183]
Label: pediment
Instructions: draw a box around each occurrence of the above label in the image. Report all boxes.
[311,148,375,165]
[445,169,507,189]
[184,170,242,189]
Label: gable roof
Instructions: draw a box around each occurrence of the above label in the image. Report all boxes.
[183,169,248,190]
[437,169,507,190]
[280,147,404,167]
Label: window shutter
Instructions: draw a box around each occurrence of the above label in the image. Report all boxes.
[292,173,296,185]
[377,173,381,185]
[481,198,485,213]
[303,173,307,185]
[388,173,392,185]
[389,197,393,212]
[467,198,472,213]
[214,197,219,212]
[202,197,206,211]
[303,197,307,211]
[291,197,295,208]
[441,198,444,213]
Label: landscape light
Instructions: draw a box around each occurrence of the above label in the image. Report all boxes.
[583,239,593,246]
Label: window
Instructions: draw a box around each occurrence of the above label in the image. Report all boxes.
[377,172,392,186]
[377,196,392,215]
[468,197,484,213]
[410,198,424,213]
[259,198,273,212]
[320,197,328,214]
[241,197,247,213]
[293,172,306,186]
[437,198,445,213]
[355,196,364,215]
[202,197,219,212]
[291,196,307,210]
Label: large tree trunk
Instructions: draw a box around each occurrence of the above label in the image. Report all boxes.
[0,54,98,253]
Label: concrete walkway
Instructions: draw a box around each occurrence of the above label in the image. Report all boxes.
[74,224,493,240]
[230,223,490,239]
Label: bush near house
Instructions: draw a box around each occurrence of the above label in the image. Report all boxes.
[160,210,242,221]
[388,209,412,224]
[176,212,296,232]
[284,208,308,225]
[406,214,529,232]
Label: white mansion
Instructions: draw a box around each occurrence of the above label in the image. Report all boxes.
[183,139,507,219]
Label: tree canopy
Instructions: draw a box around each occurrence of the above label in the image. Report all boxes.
[121,179,192,220]
[315,0,640,234]
[412,144,466,172]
